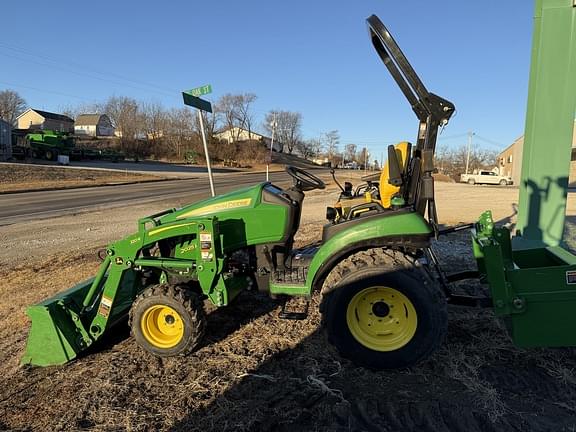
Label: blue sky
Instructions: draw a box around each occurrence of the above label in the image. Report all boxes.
[0,1,533,156]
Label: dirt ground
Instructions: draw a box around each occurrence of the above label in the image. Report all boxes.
[0,163,161,192]
[2,177,576,431]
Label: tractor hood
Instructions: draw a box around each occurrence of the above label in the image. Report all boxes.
[157,181,293,248]
[162,183,266,223]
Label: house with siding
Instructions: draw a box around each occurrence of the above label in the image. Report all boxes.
[214,127,282,151]
[74,114,115,137]
[15,109,74,132]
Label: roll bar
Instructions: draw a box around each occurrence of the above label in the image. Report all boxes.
[366,15,456,231]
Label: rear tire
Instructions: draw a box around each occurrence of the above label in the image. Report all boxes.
[130,283,206,357]
[320,249,447,369]
[499,179,507,186]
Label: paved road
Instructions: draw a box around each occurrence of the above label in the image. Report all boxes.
[0,170,305,226]
[65,160,241,177]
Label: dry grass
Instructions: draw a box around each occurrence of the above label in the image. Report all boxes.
[2,183,576,430]
[1,232,576,431]
[0,163,160,192]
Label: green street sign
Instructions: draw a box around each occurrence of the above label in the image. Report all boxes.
[182,92,212,113]
[188,84,212,97]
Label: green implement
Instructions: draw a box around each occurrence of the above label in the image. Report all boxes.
[473,0,576,347]
[22,279,96,366]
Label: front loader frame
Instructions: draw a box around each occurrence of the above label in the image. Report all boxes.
[22,210,247,366]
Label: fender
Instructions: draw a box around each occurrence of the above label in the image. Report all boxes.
[305,211,432,294]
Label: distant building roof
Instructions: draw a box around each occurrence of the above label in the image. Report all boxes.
[32,109,74,122]
[16,109,74,123]
[214,127,270,140]
[75,114,107,126]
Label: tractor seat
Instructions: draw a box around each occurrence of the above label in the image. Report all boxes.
[376,141,411,208]
[333,142,412,221]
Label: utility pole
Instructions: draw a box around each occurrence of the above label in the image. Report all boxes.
[267,112,277,182]
[465,131,475,174]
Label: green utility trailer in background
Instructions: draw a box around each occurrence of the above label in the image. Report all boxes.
[20,0,576,370]
[13,130,125,162]
[25,130,79,161]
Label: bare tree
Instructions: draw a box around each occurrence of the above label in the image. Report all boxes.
[235,93,257,137]
[309,137,324,158]
[165,107,196,159]
[344,143,357,162]
[434,144,498,180]
[264,110,302,154]
[142,101,167,151]
[197,109,220,145]
[296,138,320,160]
[435,144,452,174]
[324,130,340,164]
[102,96,142,153]
[59,102,101,121]
[215,93,257,142]
[357,147,369,168]
[0,89,27,125]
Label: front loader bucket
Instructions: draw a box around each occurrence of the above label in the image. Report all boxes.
[21,278,95,367]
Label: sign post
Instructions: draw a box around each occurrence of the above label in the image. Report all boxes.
[183,86,215,196]
[267,113,277,182]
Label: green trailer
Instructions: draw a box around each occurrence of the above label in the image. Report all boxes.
[26,130,78,161]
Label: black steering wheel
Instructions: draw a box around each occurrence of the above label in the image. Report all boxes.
[285,166,326,191]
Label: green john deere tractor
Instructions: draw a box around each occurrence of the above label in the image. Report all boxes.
[22,0,576,370]
[22,12,455,369]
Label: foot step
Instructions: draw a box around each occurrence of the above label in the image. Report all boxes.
[278,297,309,320]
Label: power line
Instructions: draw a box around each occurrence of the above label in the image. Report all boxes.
[437,132,469,141]
[0,50,180,99]
[0,80,88,101]
[474,134,507,148]
[0,42,181,96]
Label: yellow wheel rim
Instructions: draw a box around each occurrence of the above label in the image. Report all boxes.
[140,305,184,348]
[346,286,417,351]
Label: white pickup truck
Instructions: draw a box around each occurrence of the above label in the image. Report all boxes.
[460,170,513,185]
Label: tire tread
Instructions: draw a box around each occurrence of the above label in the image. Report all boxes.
[129,283,206,357]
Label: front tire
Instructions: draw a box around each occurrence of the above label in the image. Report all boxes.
[130,283,206,357]
[321,250,447,369]
[499,179,507,186]
[468,178,475,185]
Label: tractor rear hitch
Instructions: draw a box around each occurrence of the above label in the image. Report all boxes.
[437,223,475,236]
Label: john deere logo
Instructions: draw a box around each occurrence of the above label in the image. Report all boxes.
[177,199,252,218]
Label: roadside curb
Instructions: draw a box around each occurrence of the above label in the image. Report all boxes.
[0,177,190,195]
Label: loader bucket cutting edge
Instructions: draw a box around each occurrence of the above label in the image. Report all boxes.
[21,277,97,367]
